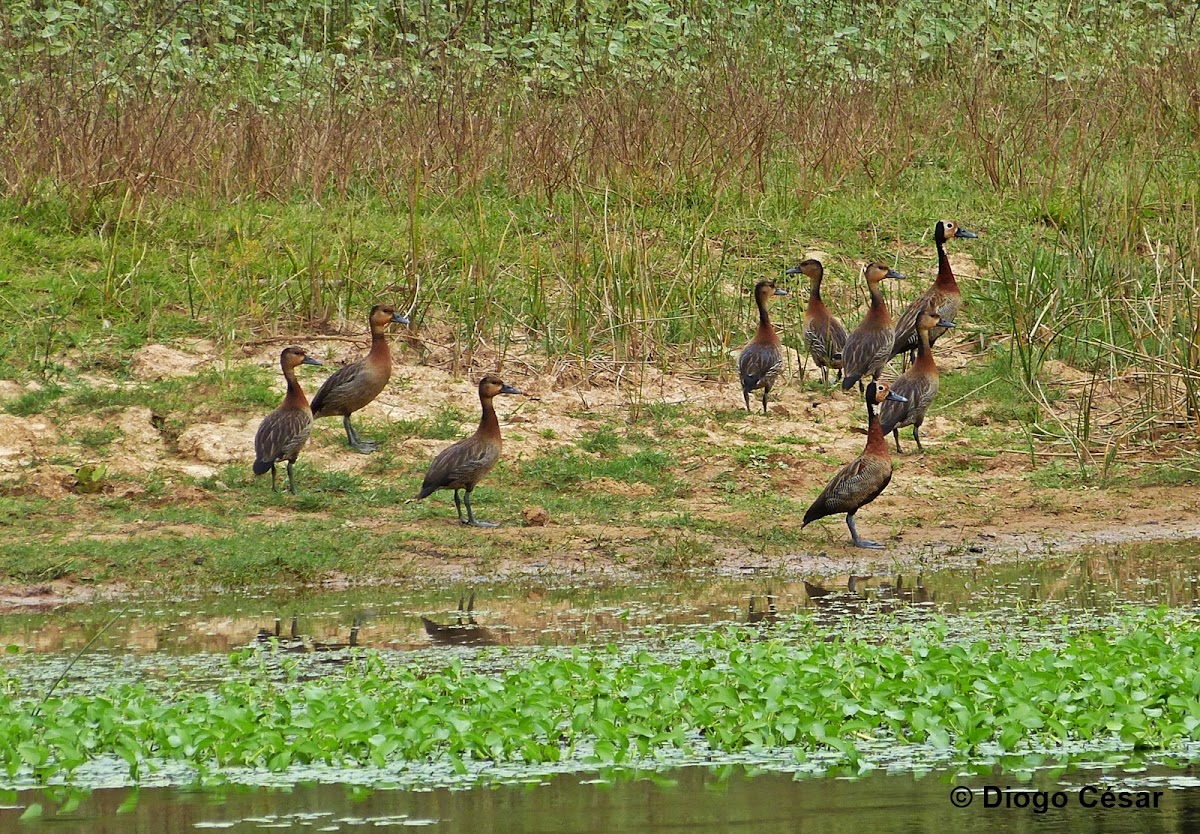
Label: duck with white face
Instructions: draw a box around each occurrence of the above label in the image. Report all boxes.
[891,220,977,361]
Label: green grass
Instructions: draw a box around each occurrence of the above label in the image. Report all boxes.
[0,0,1198,586]
[4,384,66,417]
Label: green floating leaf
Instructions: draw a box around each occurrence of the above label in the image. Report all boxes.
[116,790,139,814]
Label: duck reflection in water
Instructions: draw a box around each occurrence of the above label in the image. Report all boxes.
[421,592,499,647]
[254,614,363,653]
[746,592,779,626]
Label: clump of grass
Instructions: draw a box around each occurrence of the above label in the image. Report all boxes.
[72,427,122,453]
[392,406,470,441]
[4,384,66,417]
[522,447,676,492]
[578,427,621,455]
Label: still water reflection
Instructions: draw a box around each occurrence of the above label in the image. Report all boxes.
[3,539,1200,657]
[4,764,1198,833]
[5,541,1200,830]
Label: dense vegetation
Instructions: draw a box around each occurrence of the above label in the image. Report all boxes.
[2,0,1199,469]
[3,3,1200,802]
[3,609,1199,786]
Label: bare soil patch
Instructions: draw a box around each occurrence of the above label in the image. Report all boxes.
[3,298,1199,605]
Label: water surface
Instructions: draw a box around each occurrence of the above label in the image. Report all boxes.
[5,539,1200,832]
[3,538,1199,657]
[3,764,1197,833]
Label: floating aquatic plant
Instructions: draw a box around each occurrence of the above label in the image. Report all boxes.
[2,608,1200,787]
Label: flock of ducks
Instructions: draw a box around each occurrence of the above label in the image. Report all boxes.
[741,220,977,548]
[253,220,976,547]
[252,305,526,527]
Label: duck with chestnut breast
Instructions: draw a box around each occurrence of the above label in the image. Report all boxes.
[253,346,322,494]
[891,220,977,361]
[738,279,788,414]
[880,305,955,453]
[788,259,847,386]
[416,375,523,527]
[310,304,410,453]
[840,262,905,392]
[802,381,907,550]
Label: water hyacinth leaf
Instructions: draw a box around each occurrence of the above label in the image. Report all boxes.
[116,790,139,814]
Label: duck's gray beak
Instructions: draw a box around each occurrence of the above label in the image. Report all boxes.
[955,228,978,239]
[938,318,956,329]
[301,356,323,366]
[774,287,788,296]
[500,384,524,395]
[886,268,905,280]
[391,313,411,325]
[885,390,907,403]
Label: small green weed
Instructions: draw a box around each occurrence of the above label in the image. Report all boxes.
[4,384,65,417]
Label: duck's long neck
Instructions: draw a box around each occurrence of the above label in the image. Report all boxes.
[864,401,888,456]
[867,280,890,326]
[368,325,392,363]
[755,295,778,343]
[935,238,958,292]
[914,326,936,372]
[807,279,825,313]
[478,395,501,441]
[283,366,309,409]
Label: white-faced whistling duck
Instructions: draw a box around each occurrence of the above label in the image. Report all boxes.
[840,262,905,392]
[802,381,907,550]
[880,305,955,453]
[253,346,322,494]
[891,220,977,360]
[416,375,523,527]
[788,259,847,385]
[738,279,788,414]
[310,304,411,453]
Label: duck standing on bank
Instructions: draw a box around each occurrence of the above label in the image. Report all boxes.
[311,304,410,453]
[880,305,955,453]
[738,279,788,414]
[840,262,905,391]
[891,220,977,361]
[253,346,322,494]
[788,259,847,386]
[416,375,523,527]
[802,381,907,550]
